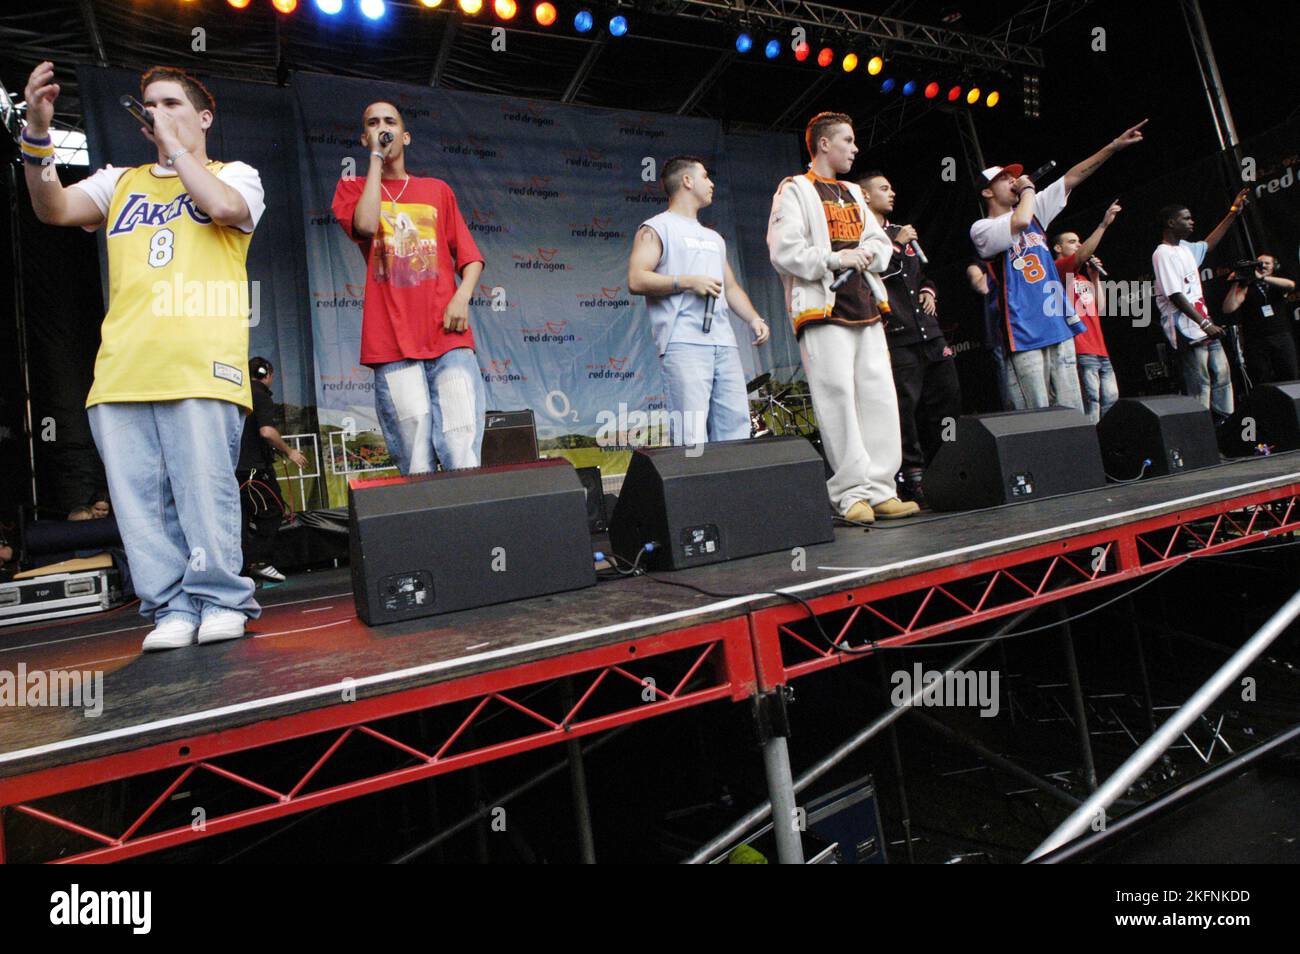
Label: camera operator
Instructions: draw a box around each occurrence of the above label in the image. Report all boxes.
[1222,253,1297,384]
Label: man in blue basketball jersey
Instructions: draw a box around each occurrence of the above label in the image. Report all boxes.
[971,120,1147,412]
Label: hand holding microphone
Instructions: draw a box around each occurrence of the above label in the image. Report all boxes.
[829,247,871,291]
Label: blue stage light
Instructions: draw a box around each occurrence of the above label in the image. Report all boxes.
[609,14,628,36]
[315,0,343,13]
[736,32,752,53]
[902,80,916,95]
[764,39,780,59]
[359,0,385,19]
[881,77,895,93]
[574,9,593,32]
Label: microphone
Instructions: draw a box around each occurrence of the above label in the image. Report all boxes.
[829,267,855,292]
[908,239,929,265]
[1088,257,1109,278]
[379,131,394,147]
[120,94,154,130]
[1025,160,1057,185]
[702,293,715,334]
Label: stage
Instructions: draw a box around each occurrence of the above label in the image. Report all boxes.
[2,451,1298,863]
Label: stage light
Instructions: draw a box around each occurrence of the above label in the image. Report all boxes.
[986,90,1000,107]
[880,77,895,93]
[947,85,961,101]
[794,42,810,62]
[272,0,297,13]
[458,0,483,13]
[419,0,444,7]
[314,0,340,11]
[736,32,752,54]
[924,81,939,99]
[494,0,517,19]
[966,87,980,104]
[609,14,628,36]
[226,0,251,9]
[842,52,858,72]
[765,39,780,59]
[574,8,593,32]
[360,0,386,19]
[533,2,555,25]
[867,55,883,75]
[902,80,916,95]
[817,47,834,68]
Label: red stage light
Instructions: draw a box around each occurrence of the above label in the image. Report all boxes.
[947,85,961,101]
[533,1,556,25]
[924,81,939,98]
[794,42,810,62]
[817,47,834,68]
[494,0,517,19]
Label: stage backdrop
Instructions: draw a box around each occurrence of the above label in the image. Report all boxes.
[77,66,801,504]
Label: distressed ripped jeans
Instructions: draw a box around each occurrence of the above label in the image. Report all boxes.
[372,350,486,473]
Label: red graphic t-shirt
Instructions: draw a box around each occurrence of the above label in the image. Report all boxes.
[1055,256,1109,357]
[332,175,484,367]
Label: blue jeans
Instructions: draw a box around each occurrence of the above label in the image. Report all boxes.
[1077,353,1119,424]
[373,349,486,473]
[1179,340,1234,420]
[88,399,259,626]
[661,342,751,447]
[1003,338,1084,413]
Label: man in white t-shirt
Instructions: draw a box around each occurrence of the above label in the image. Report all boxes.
[628,156,770,448]
[970,120,1147,412]
[1152,190,1249,424]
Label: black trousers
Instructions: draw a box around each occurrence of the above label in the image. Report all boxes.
[1244,332,1299,386]
[238,466,286,570]
[889,338,963,472]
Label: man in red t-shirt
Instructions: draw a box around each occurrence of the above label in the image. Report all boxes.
[332,101,486,473]
[1053,200,1121,423]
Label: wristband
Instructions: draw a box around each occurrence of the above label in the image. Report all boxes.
[164,147,189,167]
[671,275,680,294]
[370,151,385,160]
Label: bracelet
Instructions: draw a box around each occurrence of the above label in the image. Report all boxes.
[672,275,680,294]
[164,147,189,167]
[370,151,385,160]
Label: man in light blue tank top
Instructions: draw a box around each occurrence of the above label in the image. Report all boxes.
[628,156,771,448]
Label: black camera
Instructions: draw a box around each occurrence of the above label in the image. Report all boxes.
[1228,259,1265,284]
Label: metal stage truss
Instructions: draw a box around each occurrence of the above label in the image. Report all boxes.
[1,469,1297,863]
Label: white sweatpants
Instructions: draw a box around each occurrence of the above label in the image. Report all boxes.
[800,321,902,514]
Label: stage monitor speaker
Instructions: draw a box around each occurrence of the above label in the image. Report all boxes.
[925,408,1106,511]
[482,409,538,466]
[1097,395,1219,478]
[349,459,595,625]
[609,436,833,571]
[575,466,608,533]
[1242,381,1300,452]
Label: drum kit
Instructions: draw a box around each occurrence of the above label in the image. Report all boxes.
[746,372,819,445]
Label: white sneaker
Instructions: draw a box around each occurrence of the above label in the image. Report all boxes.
[253,564,286,582]
[142,617,198,652]
[197,610,247,645]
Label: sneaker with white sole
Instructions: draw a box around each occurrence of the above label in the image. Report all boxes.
[253,564,286,582]
[197,609,247,645]
[142,616,198,652]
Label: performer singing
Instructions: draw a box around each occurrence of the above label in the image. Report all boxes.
[332,101,486,474]
[970,120,1147,412]
[767,113,917,523]
[860,172,961,506]
[21,62,265,651]
[627,156,770,447]
[1052,200,1123,423]
[1152,191,1249,423]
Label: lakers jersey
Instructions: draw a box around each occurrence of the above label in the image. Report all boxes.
[85,162,256,410]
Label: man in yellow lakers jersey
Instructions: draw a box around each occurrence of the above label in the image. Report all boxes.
[21,62,265,651]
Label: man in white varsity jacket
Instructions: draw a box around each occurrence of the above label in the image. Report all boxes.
[766,112,918,524]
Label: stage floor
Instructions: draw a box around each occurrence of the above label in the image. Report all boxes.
[3,451,1299,787]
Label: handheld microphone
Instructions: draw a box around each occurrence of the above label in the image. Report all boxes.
[908,239,929,265]
[829,267,855,292]
[702,293,715,333]
[379,131,394,147]
[1088,257,1109,278]
[120,95,154,130]
[1026,160,1057,185]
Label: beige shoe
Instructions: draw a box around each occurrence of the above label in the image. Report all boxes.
[874,497,920,519]
[844,500,875,524]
